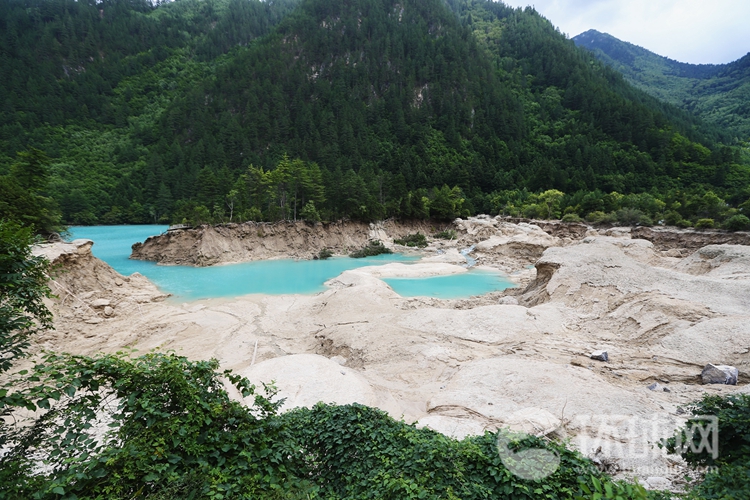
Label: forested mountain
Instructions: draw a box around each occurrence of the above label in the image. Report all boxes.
[573,29,750,142]
[1,0,749,230]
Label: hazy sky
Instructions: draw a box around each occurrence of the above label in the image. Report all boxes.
[500,0,750,65]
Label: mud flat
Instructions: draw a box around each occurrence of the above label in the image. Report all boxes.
[33,218,750,490]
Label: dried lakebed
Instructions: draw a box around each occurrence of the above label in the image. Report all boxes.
[35,218,750,491]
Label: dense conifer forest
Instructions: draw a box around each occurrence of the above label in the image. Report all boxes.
[1,0,749,231]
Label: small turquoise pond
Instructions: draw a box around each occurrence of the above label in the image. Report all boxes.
[383,271,513,299]
[66,226,513,300]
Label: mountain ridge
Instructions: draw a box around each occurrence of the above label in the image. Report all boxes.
[573,29,750,140]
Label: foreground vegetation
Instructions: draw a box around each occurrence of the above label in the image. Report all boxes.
[663,393,750,500]
[2,352,658,499]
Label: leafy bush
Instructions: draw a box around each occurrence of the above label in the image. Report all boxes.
[663,210,683,226]
[300,201,321,223]
[0,352,312,499]
[561,213,583,223]
[434,229,457,239]
[0,220,53,375]
[687,461,750,500]
[349,240,393,258]
[523,203,542,219]
[280,403,655,500]
[724,214,750,231]
[585,211,617,225]
[3,355,662,500]
[616,208,646,226]
[695,218,715,229]
[394,232,428,248]
[676,219,693,228]
[663,394,750,500]
[316,248,333,260]
[638,215,654,226]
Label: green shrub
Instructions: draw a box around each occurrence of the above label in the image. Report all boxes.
[3,353,664,500]
[0,352,312,499]
[316,248,333,260]
[561,213,583,223]
[300,201,321,223]
[616,208,645,226]
[724,214,750,231]
[676,219,693,228]
[434,229,457,240]
[664,394,750,500]
[394,232,428,248]
[663,210,683,226]
[280,403,656,500]
[638,215,653,227]
[687,462,750,500]
[695,218,715,229]
[523,203,542,219]
[586,211,617,225]
[349,240,393,258]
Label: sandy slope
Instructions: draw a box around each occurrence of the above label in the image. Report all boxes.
[31,219,750,489]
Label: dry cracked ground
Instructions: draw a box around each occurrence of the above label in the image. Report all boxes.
[31,218,750,490]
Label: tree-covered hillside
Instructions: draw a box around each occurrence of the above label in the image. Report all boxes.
[573,29,750,142]
[1,0,749,228]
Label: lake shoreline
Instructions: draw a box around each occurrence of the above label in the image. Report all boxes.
[67,224,519,300]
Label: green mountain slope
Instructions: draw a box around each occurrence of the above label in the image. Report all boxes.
[573,29,750,141]
[1,0,748,228]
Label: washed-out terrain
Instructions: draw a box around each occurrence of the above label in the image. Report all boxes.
[33,218,750,490]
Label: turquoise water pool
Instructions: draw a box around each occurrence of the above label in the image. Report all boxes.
[383,270,513,299]
[66,226,513,300]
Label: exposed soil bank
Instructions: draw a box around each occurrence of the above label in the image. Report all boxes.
[130,217,750,269]
[130,219,446,266]
[631,226,750,250]
[34,239,169,332]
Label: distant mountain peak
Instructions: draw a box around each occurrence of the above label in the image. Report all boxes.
[573,30,721,76]
[573,29,750,137]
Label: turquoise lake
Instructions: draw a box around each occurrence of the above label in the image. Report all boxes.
[66,226,514,300]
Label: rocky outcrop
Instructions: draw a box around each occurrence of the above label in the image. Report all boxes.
[673,244,750,278]
[32,239,168,328]
[452,218,568,272]
[130,220,443,266]
[701,364,739,385]
[632,226,750,250]
[501,217,591,239]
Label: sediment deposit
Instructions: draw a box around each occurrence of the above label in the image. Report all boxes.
[130,219,444,266]
[32,218,750,489]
